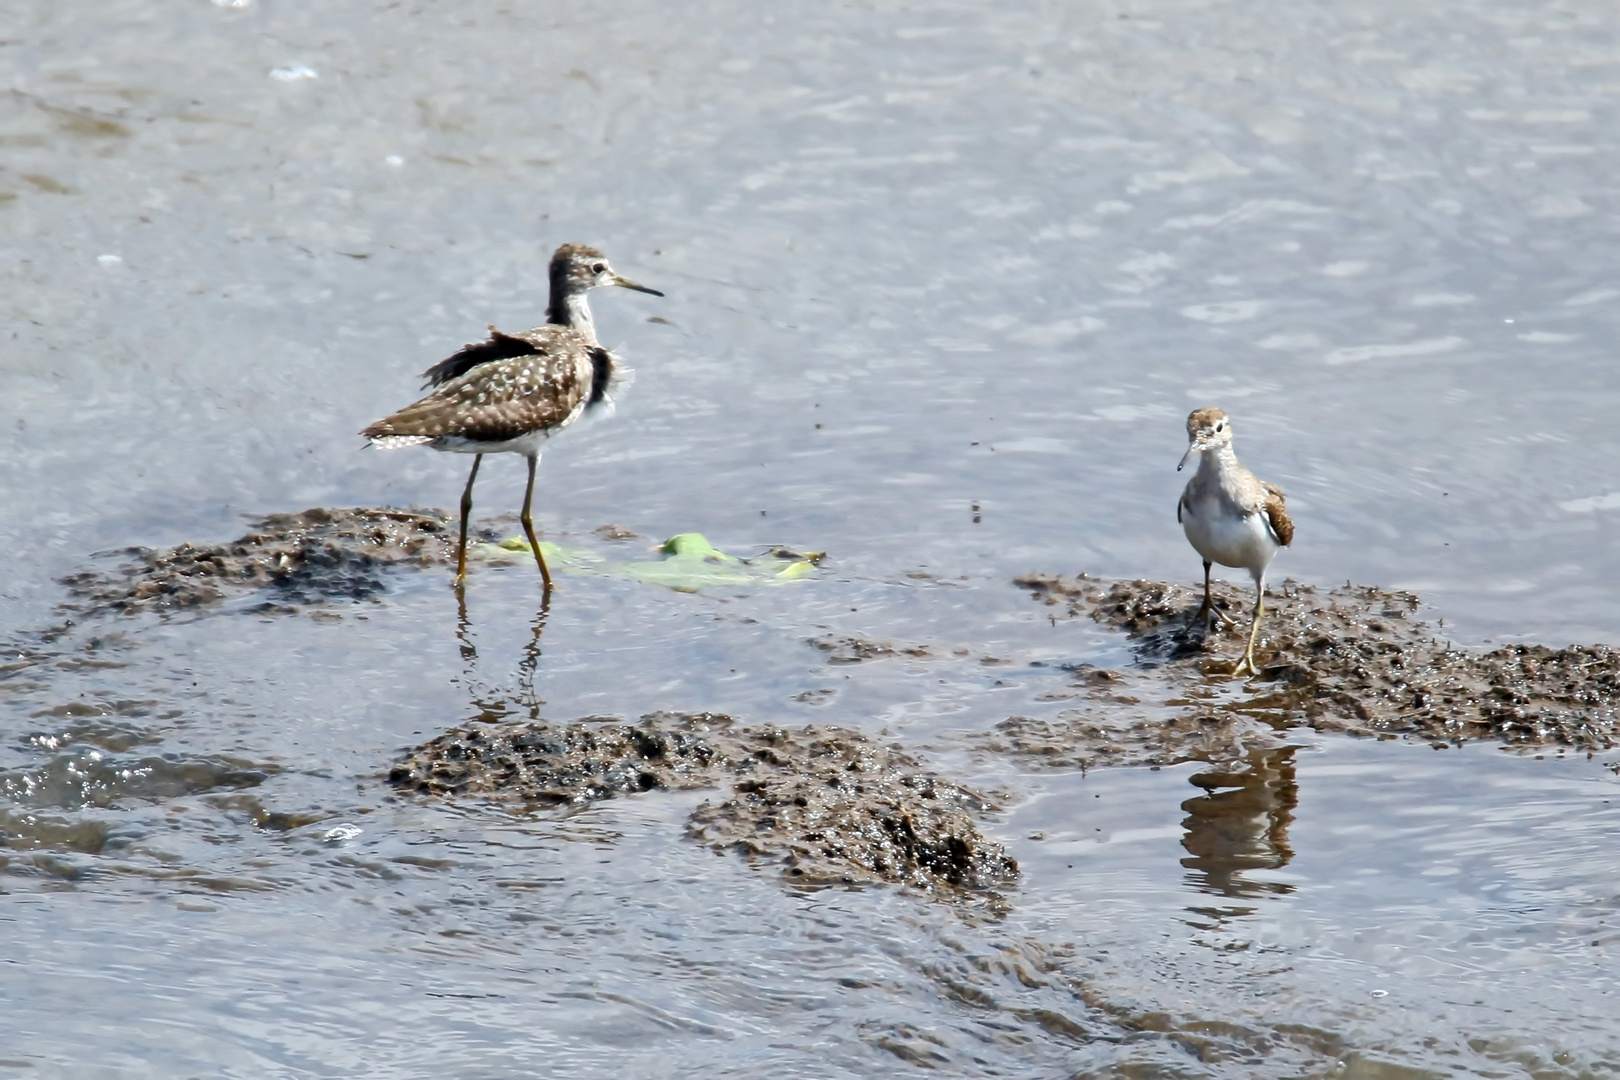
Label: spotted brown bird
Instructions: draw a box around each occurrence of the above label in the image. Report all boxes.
[362,244,662,589]
[1177,407,1294,676]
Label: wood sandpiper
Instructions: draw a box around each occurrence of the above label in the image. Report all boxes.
[362,243,662,590]
[1177,407,1294,676]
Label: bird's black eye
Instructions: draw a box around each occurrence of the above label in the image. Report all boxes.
[1215,422,1225,432]
[591,262,606,274]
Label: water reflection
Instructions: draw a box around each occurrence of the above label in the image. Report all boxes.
[454,590,551,723]
[1180,746,1298,899]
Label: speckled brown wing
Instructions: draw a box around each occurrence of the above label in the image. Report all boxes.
[418,327,545,388]
[1262,482,1294,547]
[362,329,591,445]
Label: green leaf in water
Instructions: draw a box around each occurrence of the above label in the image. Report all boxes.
[488,533,821,592]
[659,533,736,562]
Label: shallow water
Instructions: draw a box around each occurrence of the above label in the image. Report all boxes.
[4,0,1620,1075]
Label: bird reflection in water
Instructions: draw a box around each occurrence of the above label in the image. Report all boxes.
[454,589,551,723]
[1179,745,1298,899]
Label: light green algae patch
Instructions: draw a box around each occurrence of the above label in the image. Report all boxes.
[485,533,822,593]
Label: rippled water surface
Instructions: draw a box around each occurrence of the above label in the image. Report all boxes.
[4,0,1620,1076]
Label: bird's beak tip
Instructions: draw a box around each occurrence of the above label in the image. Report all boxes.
[613,275,664,297]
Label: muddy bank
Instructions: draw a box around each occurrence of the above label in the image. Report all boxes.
[61,508,456,616]
[1016,574,1620,757]
[56,509,823,617]
[390,712,1017,903]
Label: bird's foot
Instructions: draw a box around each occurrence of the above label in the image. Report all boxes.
[1189,598,1237,634]
[1228,651,1260,678]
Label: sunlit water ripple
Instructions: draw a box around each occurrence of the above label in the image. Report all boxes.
[2,0,1619,1075]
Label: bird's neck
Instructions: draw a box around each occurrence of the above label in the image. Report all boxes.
[546,291,599,344]
[1196,443,1241,482]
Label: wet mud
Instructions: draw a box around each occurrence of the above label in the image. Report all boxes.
[61,508,456,616]
[1,750,272,812]
[978,690,1266,774]
[1015,574,1620,760]
[0,706,288,873]
[390,711,1018,904]
[810,634,943,665]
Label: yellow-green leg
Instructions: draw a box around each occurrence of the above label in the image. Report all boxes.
[1231,583,1264,677]
[454,454,483,587]
[520,453,553,592]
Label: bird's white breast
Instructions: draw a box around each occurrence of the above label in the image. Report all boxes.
[433,429,549,456]
[1181,488,1279,576]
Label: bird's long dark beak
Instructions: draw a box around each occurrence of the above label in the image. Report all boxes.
[1177,444,1196,471]
[611,273,663,297]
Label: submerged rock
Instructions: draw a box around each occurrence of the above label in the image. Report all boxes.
[61,507,455,615]
[391,712,1018,903]
[1017,574,1620,754]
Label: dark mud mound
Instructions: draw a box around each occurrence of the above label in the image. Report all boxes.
[685,725,1015,897]
[1019,574,1620,753]
[391,712,1017,903]
[389,715,727,803]
[62,508,454,615]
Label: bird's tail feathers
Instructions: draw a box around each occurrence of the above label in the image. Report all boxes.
[364,433,436,450]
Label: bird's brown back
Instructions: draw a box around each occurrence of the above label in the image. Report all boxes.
[362,327,591,444]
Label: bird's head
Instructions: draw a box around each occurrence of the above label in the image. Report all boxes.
[549,243,663,298]
[1178,407,1232,471]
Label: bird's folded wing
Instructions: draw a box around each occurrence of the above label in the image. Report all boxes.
[418,327,556,388]
[364,353,588,444]
[1262,482,1294,546]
